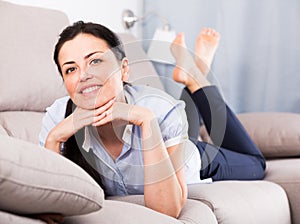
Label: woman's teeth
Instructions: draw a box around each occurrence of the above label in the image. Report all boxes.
[82,86,100,94]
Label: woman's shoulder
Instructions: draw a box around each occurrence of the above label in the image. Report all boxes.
[124,84,180,105]
[124,84,186,116]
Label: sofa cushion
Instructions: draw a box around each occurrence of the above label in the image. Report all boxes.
[63,200,216,224]
[265,158,300,224]
[0,1,68,112]
[0,135,104,216]
[106,196,218,224]
[117,33,164,91]
[0,111,44,144]
[200,112,300,159]
[188,181,291,224]
[0,210,45,224]
[0,124,7,135]
[237,112,300,159]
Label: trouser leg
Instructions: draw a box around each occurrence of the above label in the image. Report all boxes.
[186,86,265,180]
[196,141,265,180]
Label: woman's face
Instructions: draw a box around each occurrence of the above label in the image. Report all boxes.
[58,33,129,109]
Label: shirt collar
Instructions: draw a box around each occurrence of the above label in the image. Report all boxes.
[82,124,134,153]
[82,126,94,152]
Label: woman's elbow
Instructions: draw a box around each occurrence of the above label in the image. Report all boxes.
[160,198,186,218]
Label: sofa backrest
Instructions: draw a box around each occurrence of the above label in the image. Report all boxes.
[0,0,69,112]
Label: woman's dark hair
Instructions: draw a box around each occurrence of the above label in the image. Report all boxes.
[54,21,126,75]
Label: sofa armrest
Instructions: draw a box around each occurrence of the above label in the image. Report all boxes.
[188,181,291,224]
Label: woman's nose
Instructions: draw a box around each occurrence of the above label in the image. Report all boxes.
[80,70,93,82]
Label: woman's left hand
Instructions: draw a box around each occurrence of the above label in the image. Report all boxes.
[92,102,155,127]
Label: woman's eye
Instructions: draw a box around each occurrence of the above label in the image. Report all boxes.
[90,58,102,65]
[65,67,76,74]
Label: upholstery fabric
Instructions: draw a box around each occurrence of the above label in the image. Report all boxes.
[0,1,68,112]
[237,112,300,158]
[63,199,218,224]
[0,135,104,216]
[0,124,7,135]
[63,200,180,224]
[0,111,44,144]
[200,112,300,159]
[188,181,291,224]
[265,159,300,224]
[106,196,218,224]
[117,33,164,90]
[0,210,45,224]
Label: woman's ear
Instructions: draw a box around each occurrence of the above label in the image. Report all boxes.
[121,58,129,82]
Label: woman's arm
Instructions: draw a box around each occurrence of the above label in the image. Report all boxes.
[93,103,187,218]
[142,116,187,218]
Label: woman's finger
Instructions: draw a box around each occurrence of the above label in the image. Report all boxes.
[94,97,116,116]
[93,109,113,126]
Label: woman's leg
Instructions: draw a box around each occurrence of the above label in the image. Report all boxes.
[190,86,266,180]
[170,29,265,180]
[196,141,265,180]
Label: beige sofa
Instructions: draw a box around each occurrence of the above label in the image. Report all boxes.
[1,1,300,223]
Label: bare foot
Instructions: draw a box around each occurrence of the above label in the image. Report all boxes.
[170,33,211,93]
[194,28,220,76]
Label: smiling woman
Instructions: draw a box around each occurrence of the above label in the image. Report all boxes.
[39,21,266,220]
[41,21,189,218]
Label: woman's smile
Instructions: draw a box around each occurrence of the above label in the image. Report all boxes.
[79,84,102,95]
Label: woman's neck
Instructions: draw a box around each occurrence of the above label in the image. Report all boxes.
[96,122,126,160]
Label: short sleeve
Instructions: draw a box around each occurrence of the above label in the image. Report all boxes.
[160,100,189,148]
[123,84,189,148]
[38,96,69,147]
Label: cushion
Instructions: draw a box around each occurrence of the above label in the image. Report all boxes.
[117,33,164,90]
[0,210,45,224]
[106,196,218,224]
[265,158,300,224]
[200,112,300,159]
[0,135,104,216]
[188,181,291,224]
[0,111,45,144]
[0,124,7,136]
[0,1,68,112]
[237,112,300,158]
[64,200,182,224]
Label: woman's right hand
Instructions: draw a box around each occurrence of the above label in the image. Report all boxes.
[45,97,116,153]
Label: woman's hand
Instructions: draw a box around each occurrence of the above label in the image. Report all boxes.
[92,102,155,127]
[45,97,116,153]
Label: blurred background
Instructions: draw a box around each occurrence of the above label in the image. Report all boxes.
[6,0,300,113]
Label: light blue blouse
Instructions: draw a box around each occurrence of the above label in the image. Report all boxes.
[39,85,202,196]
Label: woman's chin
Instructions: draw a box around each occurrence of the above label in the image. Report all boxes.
[74,98,98,110]
[74,97,109,110]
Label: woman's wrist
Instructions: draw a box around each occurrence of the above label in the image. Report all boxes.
[45,134,62,154]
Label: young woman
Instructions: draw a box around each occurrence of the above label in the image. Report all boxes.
[39,21,265,218]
